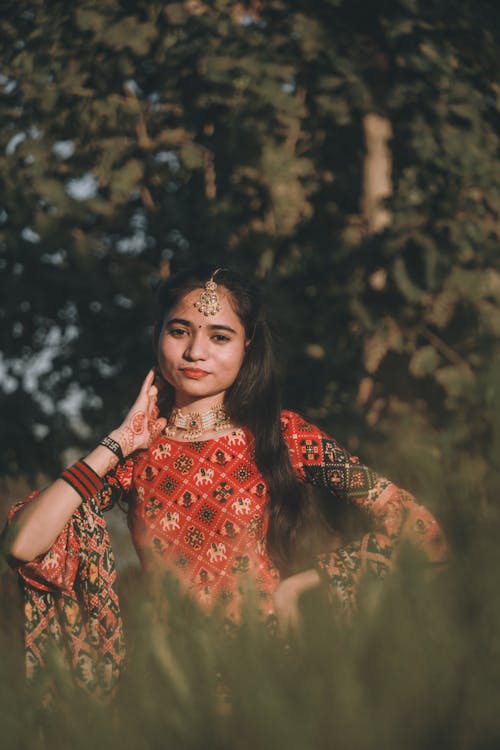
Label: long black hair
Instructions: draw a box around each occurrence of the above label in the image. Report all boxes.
[152,263,309,573]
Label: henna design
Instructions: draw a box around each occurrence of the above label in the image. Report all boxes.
[130,412,146,434]
[149,419,165,443]
[113,379,166,456]
[114,426,135,456]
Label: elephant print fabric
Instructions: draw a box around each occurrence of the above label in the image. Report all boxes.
[105,413,447,622]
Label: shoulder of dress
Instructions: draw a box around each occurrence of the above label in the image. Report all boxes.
[280,409,323,437]
[280,409,300,432]
[280,408,298,424]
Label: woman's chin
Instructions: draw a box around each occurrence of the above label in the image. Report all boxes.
[174,389,227,411]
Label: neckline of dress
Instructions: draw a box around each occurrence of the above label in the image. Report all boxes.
[159,426,249,445]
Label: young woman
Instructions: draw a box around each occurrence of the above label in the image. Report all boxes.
[5,264,447,695]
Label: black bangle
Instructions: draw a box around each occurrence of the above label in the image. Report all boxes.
[100,435,124,461]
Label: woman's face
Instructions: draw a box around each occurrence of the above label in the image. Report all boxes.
[157,287,248,410]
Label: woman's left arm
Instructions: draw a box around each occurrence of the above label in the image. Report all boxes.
[273,412,447,629]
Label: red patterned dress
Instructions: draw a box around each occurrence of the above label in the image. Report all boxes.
[103,410,447,620]
[7,410,447,695]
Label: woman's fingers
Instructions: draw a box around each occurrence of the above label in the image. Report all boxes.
[151,418,167,441]
[130,370,157,413]
[124,370,167,449]
[146,384,160,419]
[139,368,156,398]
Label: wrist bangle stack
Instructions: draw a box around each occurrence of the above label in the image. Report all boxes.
[60,459,104,502]
[99,435,124,461]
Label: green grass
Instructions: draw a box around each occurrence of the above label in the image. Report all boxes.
[2,442,500,750]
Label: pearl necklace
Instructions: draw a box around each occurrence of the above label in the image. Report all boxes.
[164,402,233,441]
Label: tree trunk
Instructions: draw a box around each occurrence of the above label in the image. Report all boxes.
[361,113,393,235]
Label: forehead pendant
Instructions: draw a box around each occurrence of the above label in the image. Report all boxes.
[194,272,222,316]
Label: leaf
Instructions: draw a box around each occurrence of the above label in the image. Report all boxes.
[316,95,351,125]
[363,317,403,374]
[93,137,134,183]
[32,177,69,207]
[393,257,429,304]
[75,8,107,33]
[409,346,441,377]
[180,143,205,170]
[425,289,457,329]
[102,17,158,56]
[109,159,144,201]
[163,3,190,25]
[434,365,474,400]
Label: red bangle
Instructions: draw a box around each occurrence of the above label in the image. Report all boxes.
[60,459,104,502]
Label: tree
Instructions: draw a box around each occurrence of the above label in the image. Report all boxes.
[1,0,499,496]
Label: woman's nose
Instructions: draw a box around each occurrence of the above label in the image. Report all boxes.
[183,332,208,361]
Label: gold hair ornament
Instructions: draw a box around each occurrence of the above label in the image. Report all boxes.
[193,271,222,316]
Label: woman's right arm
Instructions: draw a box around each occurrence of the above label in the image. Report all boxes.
[7,369,166,562]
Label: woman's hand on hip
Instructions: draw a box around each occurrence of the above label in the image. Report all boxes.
[110,369,167,457]
[272,569,321,636]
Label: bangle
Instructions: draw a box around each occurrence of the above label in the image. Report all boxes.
[100,435,124,461]
[60,459,104,502]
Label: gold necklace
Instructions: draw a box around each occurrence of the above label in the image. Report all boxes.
[164,402,233,441]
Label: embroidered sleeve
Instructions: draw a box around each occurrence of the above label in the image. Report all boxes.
[99,455,136,510]
[7,493,125,698]
[5,456,136,592]
[280,411,447,608]
[314,531,395,611]
[7,491,85,593]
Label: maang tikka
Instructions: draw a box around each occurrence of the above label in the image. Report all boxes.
[194,270,223,316]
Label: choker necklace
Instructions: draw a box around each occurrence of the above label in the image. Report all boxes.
[164,402,233,441]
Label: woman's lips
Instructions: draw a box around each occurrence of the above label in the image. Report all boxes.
[180,368,210,379]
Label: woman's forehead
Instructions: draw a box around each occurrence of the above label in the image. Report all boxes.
[166,287,243,328]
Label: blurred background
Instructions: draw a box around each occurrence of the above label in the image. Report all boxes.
[1,0,499,492]
[1,1,500,745]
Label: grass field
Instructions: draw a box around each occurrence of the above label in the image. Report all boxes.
[1,440,499,750]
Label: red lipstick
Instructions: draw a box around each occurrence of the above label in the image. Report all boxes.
[181,369,210,379]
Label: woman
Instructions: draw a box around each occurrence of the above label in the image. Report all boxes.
[6,264,447,694]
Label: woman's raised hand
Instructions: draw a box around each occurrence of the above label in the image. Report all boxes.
[5,369,167,563]
[110,369,167,457]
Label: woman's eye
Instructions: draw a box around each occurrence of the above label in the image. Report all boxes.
[168,328,188,337]
[213,334,230,343]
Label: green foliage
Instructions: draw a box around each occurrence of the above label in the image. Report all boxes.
[0,0,499,479]
[0,403,499,747]
[2,519,500,749]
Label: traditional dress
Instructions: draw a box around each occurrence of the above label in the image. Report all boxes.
[7,410,447,693]
[7,490,124,700]
[104,410,447,617]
